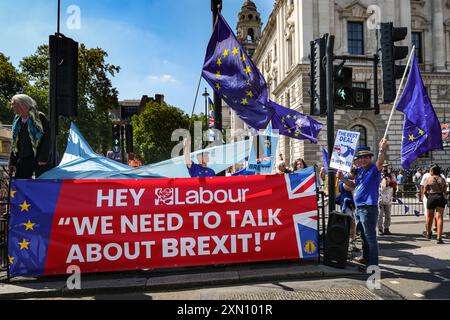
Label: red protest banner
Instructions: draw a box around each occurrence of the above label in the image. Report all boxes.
[9,169,319,277]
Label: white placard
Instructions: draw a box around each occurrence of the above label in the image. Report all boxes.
[330,130,360,173]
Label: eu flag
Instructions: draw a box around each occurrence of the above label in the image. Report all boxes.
[396,54,443,169]
[202,14,274,130]
[269,101,323,144]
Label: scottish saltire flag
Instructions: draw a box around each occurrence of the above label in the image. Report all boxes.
[8,180,62,277]
[322,146,329,175]
[208,98,215,128]
[396,54,443,169]
[202,14,274,129]
[269,100,323,144]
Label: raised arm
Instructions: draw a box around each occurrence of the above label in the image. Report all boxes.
[376,139,388,172]
[336,170,356,190]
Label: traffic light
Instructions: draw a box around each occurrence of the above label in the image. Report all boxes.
[309,36,327,116]
[112,124,121,154]
[380,22,409,103]
[125,124,133,154]
[334,65,353,107]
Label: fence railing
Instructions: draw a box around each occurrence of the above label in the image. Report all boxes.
[0,166,11,273]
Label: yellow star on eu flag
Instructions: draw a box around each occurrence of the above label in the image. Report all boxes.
[409,135,415,141]
[242,54,246,62]
[23,220,36,231]
[232,47,239,55]
[245,66,252,74]
[215,83,221,90]
[246,90,254,98]
[241,98,248,105]
[287,114,291,119]
[295,130,302,137]
[19,239,30,250]
[20,201,31,212]
[216,71,221,79]
[8,256,14,265]
[10,190,17,198]
[216,58,222,66]
[223,49,229,58]
[246,80,251,87]
[418,129,424,135]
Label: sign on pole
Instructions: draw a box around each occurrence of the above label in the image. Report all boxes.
[330,130,360,173]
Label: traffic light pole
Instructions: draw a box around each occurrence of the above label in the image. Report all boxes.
[326,35,336,213]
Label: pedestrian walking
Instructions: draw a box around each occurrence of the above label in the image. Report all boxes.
[423,164,448,244]
[379,171,394,235]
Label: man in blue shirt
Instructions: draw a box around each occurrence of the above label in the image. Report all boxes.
[183,137,216,178]
[337,139,388,268]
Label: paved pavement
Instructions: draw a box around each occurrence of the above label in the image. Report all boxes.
[1,215,449,300]
[378,215,450,300]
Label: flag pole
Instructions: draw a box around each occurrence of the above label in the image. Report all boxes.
[383,46,416,140]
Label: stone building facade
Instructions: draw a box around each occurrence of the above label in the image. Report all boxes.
[236,0,450,169]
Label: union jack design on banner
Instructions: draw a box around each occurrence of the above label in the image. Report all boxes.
[284,167,317,199]
[293,211,319,259]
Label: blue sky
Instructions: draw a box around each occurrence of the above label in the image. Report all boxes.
[0,0,273,114]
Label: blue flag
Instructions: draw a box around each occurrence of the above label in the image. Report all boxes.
[396,54,443,169]
[269,100,323,144]
[202,14,323,143]
[321,146,329,175]
[202,14,274,130]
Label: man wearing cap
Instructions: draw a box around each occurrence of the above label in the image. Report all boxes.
[337,139,388,268]
[183,136,216,178]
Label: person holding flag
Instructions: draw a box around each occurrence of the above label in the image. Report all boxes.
[337,139,388,268]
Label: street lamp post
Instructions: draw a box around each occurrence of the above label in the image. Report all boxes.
[211,0,223,133]
[202,88,210,133]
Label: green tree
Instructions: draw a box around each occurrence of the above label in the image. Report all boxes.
[0,53,26,124]
[19,44,120,156]
[132,101,194,164]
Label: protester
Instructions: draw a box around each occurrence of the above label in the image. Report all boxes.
[9,94,51,179]
[379,170,394,235]
[335,167,359,252]
[292,158,307,171]
[423,164,448,244]
[276,161,292,174]
[183,136,216,178]
[337,139,388,268]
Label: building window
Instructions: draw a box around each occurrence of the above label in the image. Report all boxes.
[412,32,423,63]
[353,82,367,88]
[351,125,367,148]
[348,22,364,55]
[287,37,293,68]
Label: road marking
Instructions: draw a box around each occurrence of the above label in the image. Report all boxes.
[389,281,400,285]
[434,274,450,282]
[413,293,425,298]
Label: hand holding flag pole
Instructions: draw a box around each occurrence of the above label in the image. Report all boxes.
[383,46,416,140]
